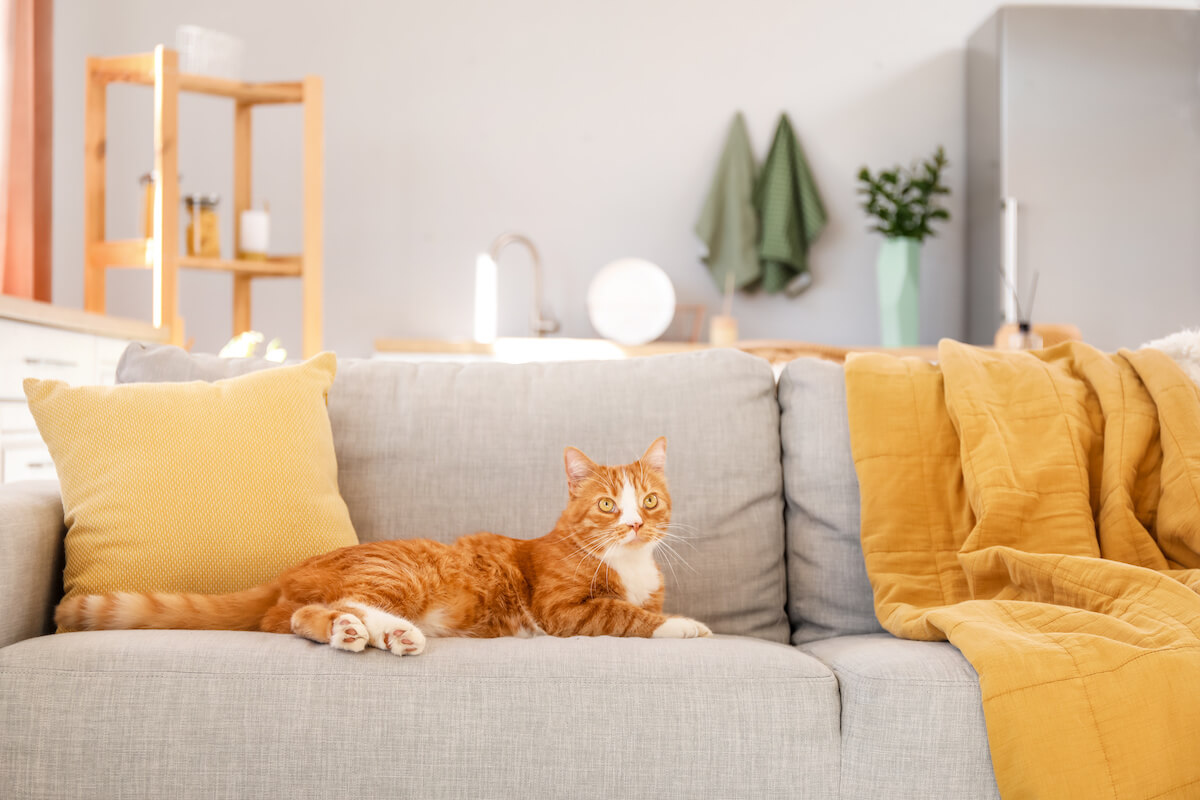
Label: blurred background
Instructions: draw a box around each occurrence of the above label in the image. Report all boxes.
[1,0,1197,356]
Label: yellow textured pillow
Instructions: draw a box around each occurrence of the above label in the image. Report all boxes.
[24,353,359,614]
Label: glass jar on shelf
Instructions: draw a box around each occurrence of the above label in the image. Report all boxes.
[184,194,221,258]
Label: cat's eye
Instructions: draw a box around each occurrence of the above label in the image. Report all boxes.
[597,498,616,513]
[643,494,659,509]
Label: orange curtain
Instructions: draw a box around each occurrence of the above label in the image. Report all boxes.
[0,0,51,301]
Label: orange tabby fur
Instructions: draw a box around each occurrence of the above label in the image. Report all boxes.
[55,438,712,654]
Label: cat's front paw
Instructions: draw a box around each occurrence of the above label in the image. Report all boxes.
[346,603,427,656]
[382,623,426,656]
[330,613,368,652]
[652,616,712,639]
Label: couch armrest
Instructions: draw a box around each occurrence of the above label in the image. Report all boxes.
[0,480,64,648]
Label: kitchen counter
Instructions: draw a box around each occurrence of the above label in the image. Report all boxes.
[373,337,709,363]
[0,295,167,341]
[373,337,941,365]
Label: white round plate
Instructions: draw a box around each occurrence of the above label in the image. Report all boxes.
[586,259,676,346]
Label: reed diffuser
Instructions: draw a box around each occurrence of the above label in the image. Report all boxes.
[1002,268,1042,350]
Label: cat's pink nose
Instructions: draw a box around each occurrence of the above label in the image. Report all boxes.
[629,522,642,534]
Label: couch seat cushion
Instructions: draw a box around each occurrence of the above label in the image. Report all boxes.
[802,634,999,800]
[2,631,839,800]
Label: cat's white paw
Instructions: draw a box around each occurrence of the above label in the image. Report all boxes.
[383,624,426,656]
[346,602,427,656]
[329,613,368,652]
[652,616,712,639]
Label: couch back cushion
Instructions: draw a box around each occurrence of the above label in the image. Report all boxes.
[778,357,883,644]
[117,344,790,642]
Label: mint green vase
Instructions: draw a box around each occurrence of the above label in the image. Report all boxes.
[877,237,920,347]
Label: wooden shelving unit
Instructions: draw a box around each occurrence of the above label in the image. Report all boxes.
[83,45,323,355]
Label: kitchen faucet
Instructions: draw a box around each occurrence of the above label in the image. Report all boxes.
[483,233,560,338]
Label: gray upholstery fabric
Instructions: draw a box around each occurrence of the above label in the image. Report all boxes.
[803,634,999,800]
[117,344,790,642]
[778,358,883,644]
[0,481,63,648]
[0,630,840,800]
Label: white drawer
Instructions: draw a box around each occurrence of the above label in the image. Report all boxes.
[0,399,35,433]
[0,319,94,399]
[1,438,56,483]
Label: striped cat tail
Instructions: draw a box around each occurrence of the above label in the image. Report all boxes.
[55,584,281,632]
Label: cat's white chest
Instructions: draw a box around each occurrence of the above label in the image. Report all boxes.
[603,546,661,607]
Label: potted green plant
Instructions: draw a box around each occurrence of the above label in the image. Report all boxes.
[857,146,950,347]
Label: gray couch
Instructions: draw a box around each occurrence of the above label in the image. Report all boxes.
[0,346,1000,799]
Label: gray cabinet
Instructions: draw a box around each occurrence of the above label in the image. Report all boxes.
[966,7,1200,350]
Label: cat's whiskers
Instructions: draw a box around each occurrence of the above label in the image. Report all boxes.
[590,540,618,596]
[565,545,600,574]
[659,527,699,552]
[598,531,626,589]
[659,532,696,549]
[563,534,605,559]
[656,539,698,575]
[657,547,694,580]
[565,533,610,579]
[649,531,682,587]
[565,547,598,567]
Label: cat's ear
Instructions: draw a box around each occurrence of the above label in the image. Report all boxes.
[641,437,667,475]
[564,447,598,496]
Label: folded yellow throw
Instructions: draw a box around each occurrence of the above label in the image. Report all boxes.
[846,340,1200,799]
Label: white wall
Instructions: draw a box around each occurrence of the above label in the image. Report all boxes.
[51,0,1193,356]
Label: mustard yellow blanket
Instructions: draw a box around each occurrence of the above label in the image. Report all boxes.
[845,340,1200,799]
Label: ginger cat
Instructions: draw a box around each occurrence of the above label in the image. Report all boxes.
[55,437,711,655]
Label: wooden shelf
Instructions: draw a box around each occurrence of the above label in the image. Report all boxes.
[88,53,303,104]
[83,45,323,354]
[87,239,301,277]
[179,254,302,277]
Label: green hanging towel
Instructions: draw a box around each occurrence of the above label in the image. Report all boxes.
[695,113,760,291]
[754,114,827,296]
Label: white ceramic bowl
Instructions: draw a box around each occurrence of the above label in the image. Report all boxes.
[586,258,676,346]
